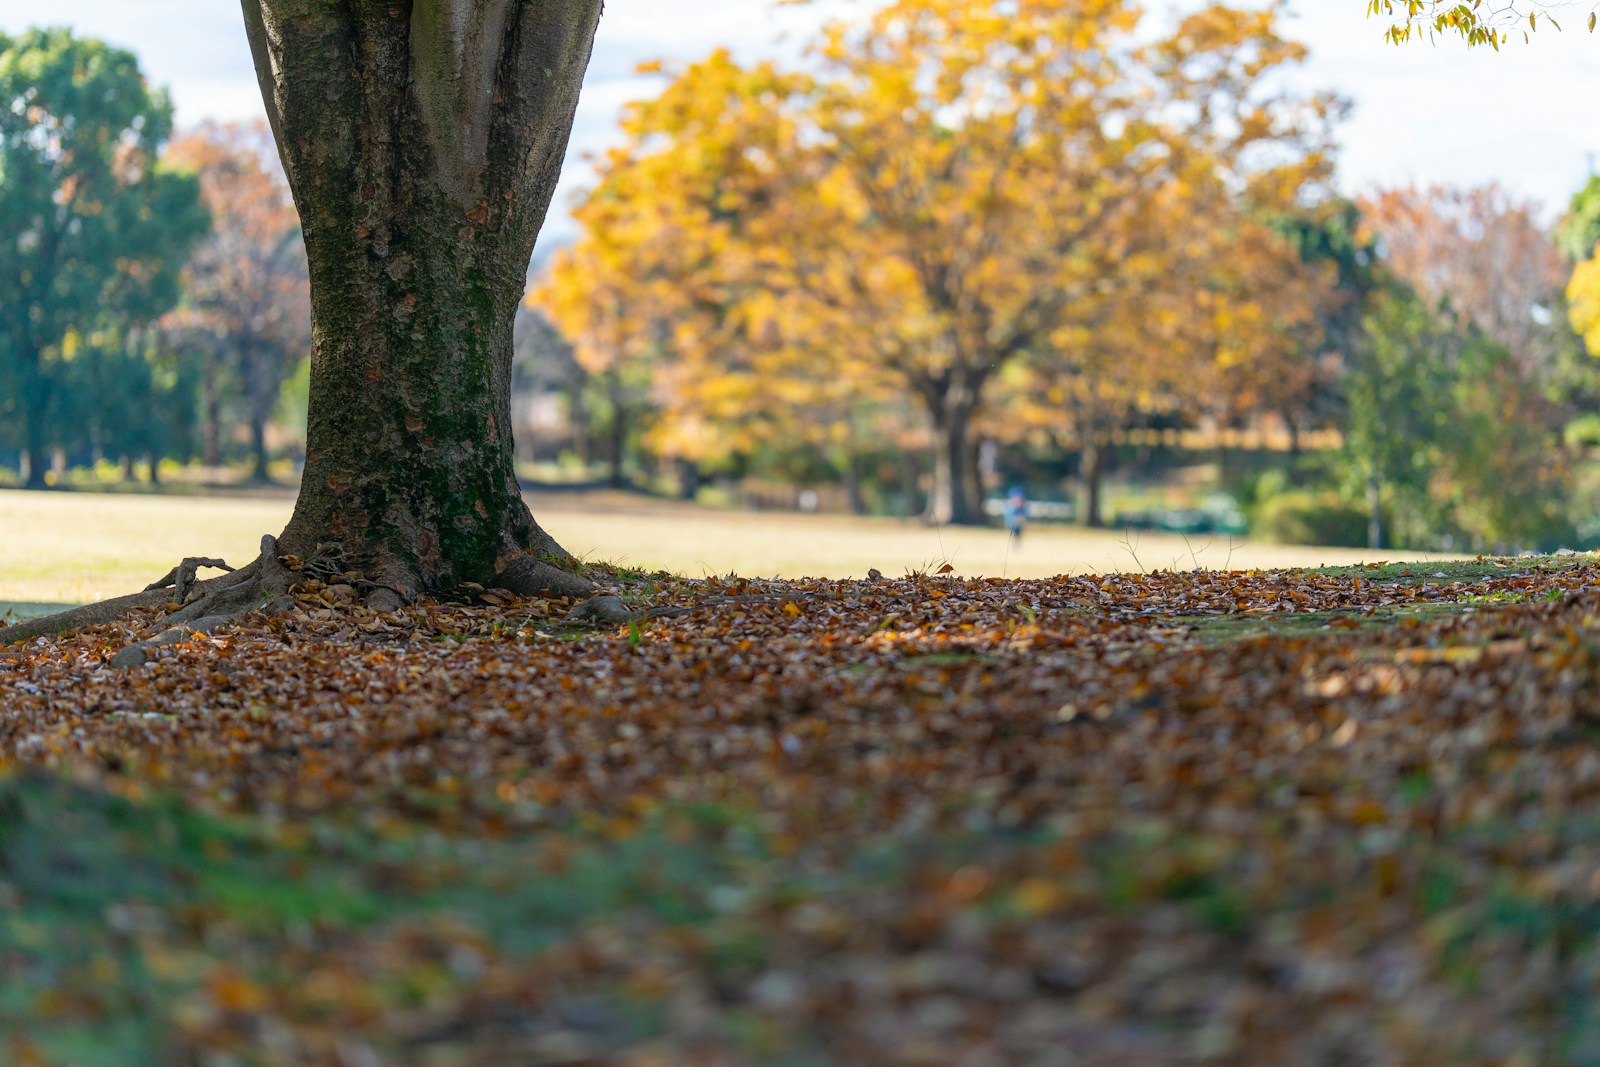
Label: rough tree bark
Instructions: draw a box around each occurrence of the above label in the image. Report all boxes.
[5,0,607,650]
[249,0,605,600]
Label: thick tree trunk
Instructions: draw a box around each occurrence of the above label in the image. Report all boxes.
[242,0,603,596]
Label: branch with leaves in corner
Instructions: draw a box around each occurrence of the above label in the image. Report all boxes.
[1368,1,1598,47]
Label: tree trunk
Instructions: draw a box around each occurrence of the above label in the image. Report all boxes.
[248,412,271,483]
[569,378,590,468]
[21,369,49,491]
[841,451,867,516]
[1366,475,1383,551]
[963,437,985,525]
[1080,436,1107,529]
[242,0,603,596]
[202,353,223,467]
[925,401,981,525]
[606,370,627,490]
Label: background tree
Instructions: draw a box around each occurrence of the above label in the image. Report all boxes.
[1563,179,1600,369]
[0,28,207,488]
[1342,288,1460,548]
[1557,176,1600,263]
[164,122,311,481]
[544,1,1336,526]
[1360,184,1568,383]
[511,304,590,468]
[536,244,669,491]
[54,320,200,482]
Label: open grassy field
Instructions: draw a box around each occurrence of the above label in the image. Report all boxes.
[0,486,1450,607]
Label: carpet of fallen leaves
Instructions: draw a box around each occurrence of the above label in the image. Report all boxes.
[5,556,1600,1064]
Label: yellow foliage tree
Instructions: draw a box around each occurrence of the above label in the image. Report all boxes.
[538,0,1336,524]
[1569,254,1600,356]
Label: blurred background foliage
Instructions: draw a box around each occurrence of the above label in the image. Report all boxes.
[7,5,1600,554]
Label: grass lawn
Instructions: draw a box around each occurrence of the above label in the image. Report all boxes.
[0,486,1450,605]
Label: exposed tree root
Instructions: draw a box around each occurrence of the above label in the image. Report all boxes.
[110,536,297,668]
[145,557,236,603]
[3,535,601,665]
[494,553,597,601]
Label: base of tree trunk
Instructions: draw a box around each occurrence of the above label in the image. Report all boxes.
[2,533,597,665]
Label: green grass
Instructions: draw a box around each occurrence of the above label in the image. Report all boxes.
[1311,556,1583,586]
[0,603,73,622]
[0,773,1014,1062]
[7,770,1599,1064]
[0,487,1455,604]
[1171,601,1468,644]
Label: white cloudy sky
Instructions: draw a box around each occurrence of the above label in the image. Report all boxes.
[4,1,1598,248]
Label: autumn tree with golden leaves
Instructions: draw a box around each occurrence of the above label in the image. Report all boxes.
[538,0,1338,526]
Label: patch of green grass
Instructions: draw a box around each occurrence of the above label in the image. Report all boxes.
[0,773,875,1060]
[1312,555,1587,587]
[896,651,995,668]
[0,602,74,622]
[1171,602,1469,645]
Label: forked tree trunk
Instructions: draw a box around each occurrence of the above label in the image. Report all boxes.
[241,0,603,596]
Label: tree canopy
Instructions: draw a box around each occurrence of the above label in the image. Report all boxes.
[537,0,1338,525]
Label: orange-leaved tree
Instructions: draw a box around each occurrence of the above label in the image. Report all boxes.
[1359,184,1570,384]
[539,0,1336,525]
[162,122,310,480]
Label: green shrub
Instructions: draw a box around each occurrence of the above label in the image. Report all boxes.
[1253,489,1369,548]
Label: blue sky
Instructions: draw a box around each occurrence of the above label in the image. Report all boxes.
[4,1,1598,247]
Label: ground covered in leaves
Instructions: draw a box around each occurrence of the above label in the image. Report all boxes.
[4,555,1600,1064]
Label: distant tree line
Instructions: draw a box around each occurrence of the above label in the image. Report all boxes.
[0,29,308,489]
